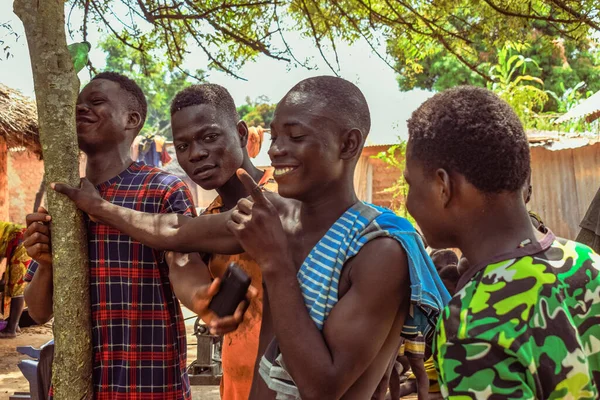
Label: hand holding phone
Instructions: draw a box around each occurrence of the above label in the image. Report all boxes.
[208,263,252,318]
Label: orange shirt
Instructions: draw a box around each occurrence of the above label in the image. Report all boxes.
[202,169,276,400]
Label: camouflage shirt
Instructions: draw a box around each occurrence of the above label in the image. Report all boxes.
[435,232,600,399]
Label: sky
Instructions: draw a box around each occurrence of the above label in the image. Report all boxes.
[0,1,434,163]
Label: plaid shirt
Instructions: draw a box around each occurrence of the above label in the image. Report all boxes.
[26,162,195,400]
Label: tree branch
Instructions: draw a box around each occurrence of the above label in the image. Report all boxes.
[548,0,600,31]
[180,17,248,80]
[272,2,313,69]
[482,0,583,25]
[299,0,339,75]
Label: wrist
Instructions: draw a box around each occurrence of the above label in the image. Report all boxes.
[89,199,110,222]
[36,260,53,274]
[262,258,296,281]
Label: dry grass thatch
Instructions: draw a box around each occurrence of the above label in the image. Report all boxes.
[0,84,41,156]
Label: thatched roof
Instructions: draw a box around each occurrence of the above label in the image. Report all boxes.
[0,84,41,155]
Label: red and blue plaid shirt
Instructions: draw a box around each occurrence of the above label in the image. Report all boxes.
[26,162,195,400]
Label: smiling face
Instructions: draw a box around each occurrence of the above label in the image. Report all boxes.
[75,79,140,154]
[268,95,347,201]
[172,104,245,190]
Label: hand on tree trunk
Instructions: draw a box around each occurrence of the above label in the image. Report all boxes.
[52,178,104,222]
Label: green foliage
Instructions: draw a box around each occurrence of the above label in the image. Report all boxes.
[68,41,91,73]
[237,96,276,128]
[98,35,204,139]
[65,0,600,80]
[373,142,415,225]
[392,20,600,115]
[486,45,548,125]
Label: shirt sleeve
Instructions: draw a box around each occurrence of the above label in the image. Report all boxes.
[160,178,197,217]
[436,338,535,399]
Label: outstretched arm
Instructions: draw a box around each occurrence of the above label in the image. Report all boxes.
[52,179,242,254]
[166,251,258,335]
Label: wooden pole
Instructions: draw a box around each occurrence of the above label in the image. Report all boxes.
[0,137,9,222]
[13,0,93,398]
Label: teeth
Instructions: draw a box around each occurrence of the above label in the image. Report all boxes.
[274,167,295,177]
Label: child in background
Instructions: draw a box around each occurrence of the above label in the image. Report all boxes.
[388,250,459,400]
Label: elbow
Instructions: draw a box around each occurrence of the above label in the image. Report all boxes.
[24,289,52,325]
[154,232,178,252]
[27,306,52,325]
[297,375,339,400]
[299,388,337,400]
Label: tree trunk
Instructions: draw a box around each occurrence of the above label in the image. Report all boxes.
[13,1,92,399]
[0,137,8,221]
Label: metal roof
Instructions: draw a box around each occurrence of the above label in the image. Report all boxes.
[555,90,600,124]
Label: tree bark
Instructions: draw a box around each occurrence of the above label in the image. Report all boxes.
[0,137,8,221]
[13,1,92,399]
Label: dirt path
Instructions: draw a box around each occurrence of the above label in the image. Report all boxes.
[0,322,415,400]
[0,324,53,400]
[0,319,220,400]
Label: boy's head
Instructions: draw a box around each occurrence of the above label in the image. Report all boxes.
[170,84,248,190]
[269,76,371,200]
[76,72,147,154]
[429,249,459,273]
[438,265,460,296]
[404,86,530,249]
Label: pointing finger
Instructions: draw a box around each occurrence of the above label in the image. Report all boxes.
[236,169,267,204]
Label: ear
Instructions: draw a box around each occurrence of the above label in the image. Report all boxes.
[340,129,363,160]
[237,120,249,148]
[126,111,143,132]
[435,168,453,207]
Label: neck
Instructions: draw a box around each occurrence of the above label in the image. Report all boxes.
[299,175,358,233]
[216,157,264,210]
[85,145,133,186]
[457,198,540,267]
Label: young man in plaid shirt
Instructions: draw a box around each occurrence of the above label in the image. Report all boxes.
[23,72,195,399]
[51,84,275,400]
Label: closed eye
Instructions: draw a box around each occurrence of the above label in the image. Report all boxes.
[204,133,219,142]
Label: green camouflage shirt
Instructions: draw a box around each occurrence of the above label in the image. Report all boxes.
[435,233,600,399]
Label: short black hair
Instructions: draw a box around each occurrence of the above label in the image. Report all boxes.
[407,86,530,193]
[170,84,239,123]
[285,76,371,136]
[430,249,459,271]
[92,72,147,124]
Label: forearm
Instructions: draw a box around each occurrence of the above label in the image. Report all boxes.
[24,264,54,324]
[91,201,243,254]
[263,264,338,400]
[168,252,212,314]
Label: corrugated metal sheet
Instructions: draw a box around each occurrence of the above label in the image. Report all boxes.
[355,141,600,240]
[529,142,600,239]
[555,90,600,123]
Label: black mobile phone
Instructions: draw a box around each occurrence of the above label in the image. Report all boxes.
[208,263,251,318]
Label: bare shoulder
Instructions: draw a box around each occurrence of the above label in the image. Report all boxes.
[347,237,409,289]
